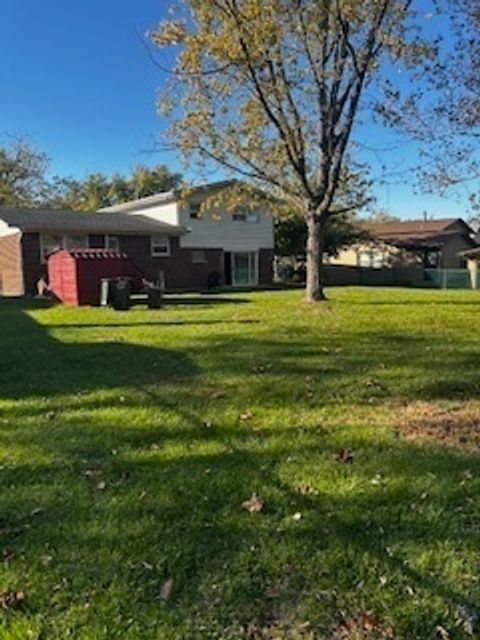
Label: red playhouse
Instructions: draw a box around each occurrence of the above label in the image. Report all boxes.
[48,249,144,306]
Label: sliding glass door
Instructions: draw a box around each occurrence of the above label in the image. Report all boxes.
[231,252,258,286]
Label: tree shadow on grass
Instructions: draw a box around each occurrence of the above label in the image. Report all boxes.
[0,299,197,400]
[3,299,480,404]
[0,407,479,638]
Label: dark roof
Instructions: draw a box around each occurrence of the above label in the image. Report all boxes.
[101,179,238,213]
[0,207,185,236]
[363,218,476,249]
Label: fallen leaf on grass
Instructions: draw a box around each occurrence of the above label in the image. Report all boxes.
[0,589,26,611]
[96,481,106,491]
[208,388,226,400]
[242,493,265,514]
[83,469,102,478]
[436,625,451,640]
[2,549,15,564]
[335,449,354,464]
[240,410,254,421]
[251,363,273,374]
[455,604,477,635]
[247,620,313,639]
[292,512,302,521]
[296,483,318,496]
[332,613,393,639]
[159,578,173,601]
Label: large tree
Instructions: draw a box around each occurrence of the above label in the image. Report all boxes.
[0,138,49,207]
[150,0,436,301]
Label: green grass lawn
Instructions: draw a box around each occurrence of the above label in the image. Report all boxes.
[1,287,480,639]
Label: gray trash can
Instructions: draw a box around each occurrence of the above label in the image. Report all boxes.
[100,279,113,307]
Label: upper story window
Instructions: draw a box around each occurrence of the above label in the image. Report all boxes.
[232,208,260,223]
[189,203,202,219]
[151,235,171,257]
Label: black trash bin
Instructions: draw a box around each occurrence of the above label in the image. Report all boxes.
[207,271,221,289]
[111,278,132,311]
[147,286,162,309]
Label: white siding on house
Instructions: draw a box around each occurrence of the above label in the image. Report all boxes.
[177,204,273,251]
[124,201,180,227]
[114,197,274,251]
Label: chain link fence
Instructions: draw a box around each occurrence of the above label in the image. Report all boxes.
[424,269,478,290]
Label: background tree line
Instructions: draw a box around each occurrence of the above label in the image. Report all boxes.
[0,137,182,211]
[0,136,373,259]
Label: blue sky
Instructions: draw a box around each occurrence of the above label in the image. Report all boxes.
[0,0,473,219]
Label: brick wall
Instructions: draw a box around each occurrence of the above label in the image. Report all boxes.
[118,236,224,289]
[259,249,274,285]
[20,232,273,294]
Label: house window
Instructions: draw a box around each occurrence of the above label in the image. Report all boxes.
[371,253,383,269]
[424,250,439,268]
[358,251,372,268]
[233,212,247,222]
[106,235,120,251]
[151,235,170,257]
[189,203,202,219]
[65,235,89,250]
[41,234,89,262]
[41,234,64,261]
[192,250,207,264]
[232,209,260,223]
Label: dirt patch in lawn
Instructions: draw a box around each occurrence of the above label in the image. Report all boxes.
[397,401,480,450]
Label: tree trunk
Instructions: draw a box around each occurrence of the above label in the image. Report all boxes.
[305,214,326,302]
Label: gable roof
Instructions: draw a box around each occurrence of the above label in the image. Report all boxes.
[100,180,237,213]
[363,218,476,249]
[0,207,185,236]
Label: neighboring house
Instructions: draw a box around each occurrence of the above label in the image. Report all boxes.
[0,207,185,295]
[329,218,477,269]
[101,180,274,288]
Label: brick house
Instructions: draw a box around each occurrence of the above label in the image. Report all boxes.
[101,180,274,288]
[0,181,274,296]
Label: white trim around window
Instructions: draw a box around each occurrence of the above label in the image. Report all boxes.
[106,235,120,251]
[151,235,171,257]
[40,233,89,263]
